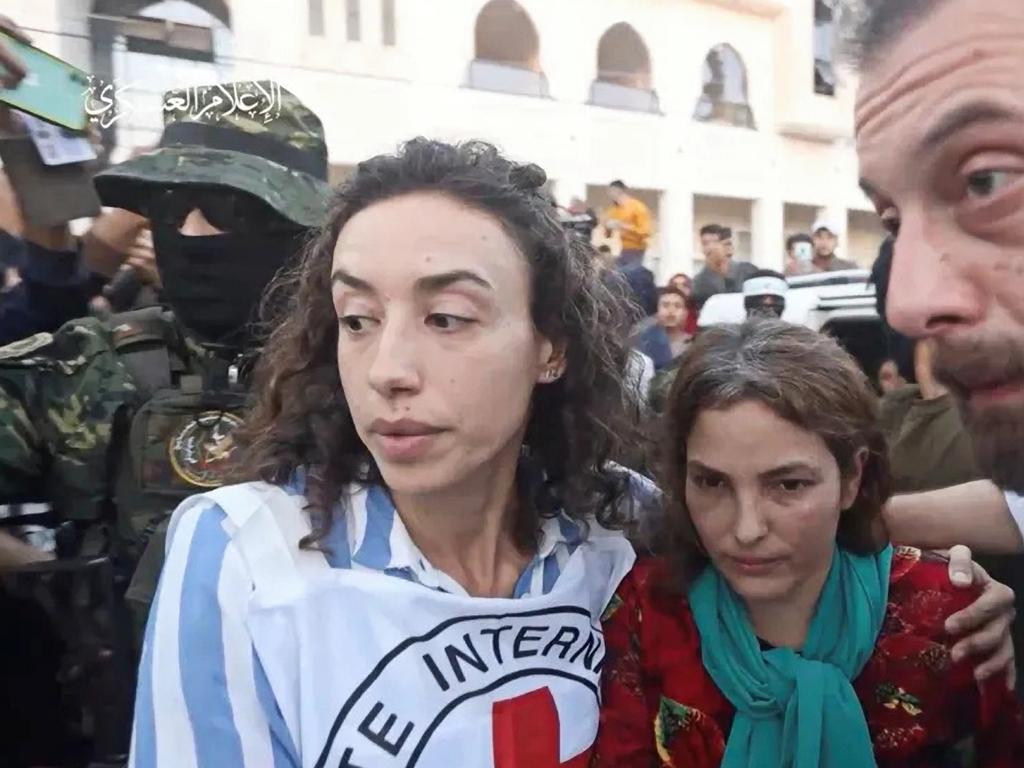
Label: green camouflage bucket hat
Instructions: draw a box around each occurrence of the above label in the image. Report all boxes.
[94,81,329,228]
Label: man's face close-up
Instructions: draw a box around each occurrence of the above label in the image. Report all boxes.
[856,0,1024,490]
[812,229,837,259]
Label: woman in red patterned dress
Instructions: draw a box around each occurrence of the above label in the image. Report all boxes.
[595,320,1024,768]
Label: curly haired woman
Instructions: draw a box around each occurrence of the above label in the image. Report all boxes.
[128,139,655,768]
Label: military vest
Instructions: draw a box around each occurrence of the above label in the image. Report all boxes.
[106,307,249,622]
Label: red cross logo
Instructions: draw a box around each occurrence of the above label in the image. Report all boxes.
[492,688,592,768]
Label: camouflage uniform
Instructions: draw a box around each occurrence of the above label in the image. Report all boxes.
[0,83,329,764]
[0,79,329,565]
[0,313,244,595]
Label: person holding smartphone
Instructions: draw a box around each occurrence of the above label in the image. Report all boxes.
[0,14,29,90]
[784,232,814,276]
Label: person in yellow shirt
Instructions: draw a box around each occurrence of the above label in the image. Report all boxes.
[604,180,657,315]
[604,180,652,255]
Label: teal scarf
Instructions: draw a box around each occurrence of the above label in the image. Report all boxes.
[689,545,893,768]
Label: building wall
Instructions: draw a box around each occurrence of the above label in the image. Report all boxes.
[14,0,881,278]
[848,209,887,267]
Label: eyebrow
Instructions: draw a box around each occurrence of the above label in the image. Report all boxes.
[760,462,822,480]
[330,269,494,294]
[921,102,1019,151]
[687,460,821,480]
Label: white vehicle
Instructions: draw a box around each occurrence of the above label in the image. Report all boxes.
[698,270,887,377]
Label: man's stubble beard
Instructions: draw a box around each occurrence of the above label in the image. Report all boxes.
[932,335,1024,493]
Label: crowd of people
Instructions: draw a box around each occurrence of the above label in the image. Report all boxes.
[2,1,1024,767]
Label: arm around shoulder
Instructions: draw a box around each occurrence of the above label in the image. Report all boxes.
[883,481,1024,555]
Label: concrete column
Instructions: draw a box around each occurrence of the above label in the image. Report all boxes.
[655,186,695,282]
[752,197,785,272]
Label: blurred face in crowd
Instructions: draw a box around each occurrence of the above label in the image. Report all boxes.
[669,273,692,297]
[331,192,557,497]
[657,291,687,331]
[745,294,785,320]
[685,400,863,612]
[609,186,627,205]
[701,232,726,271]
[877,360,904,394]
[812,228,838,259]
[856,0,1024,491]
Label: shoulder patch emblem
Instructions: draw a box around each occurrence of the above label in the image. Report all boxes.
[0,332,55,361]
[168,411,244,488]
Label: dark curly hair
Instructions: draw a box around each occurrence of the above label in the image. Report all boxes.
[238,138,647,550]
[657,320,891,583]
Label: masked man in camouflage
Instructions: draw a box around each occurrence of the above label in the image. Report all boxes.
[0,83,329,762]
[0,79,328,582]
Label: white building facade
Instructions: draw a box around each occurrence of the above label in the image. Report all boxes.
[13,0,883,278]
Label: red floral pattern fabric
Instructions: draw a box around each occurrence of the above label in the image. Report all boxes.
[594,548,1024,767]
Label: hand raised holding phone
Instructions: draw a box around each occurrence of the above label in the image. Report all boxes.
[0,19,90,132]
[0,15,30,90]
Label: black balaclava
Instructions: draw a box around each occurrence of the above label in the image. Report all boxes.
[151,223,304,349]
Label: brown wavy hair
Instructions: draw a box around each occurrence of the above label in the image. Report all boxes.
[238,138,647,550]
[657,320,891,582]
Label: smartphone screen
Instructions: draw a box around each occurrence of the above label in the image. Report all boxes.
[0,33,89,131]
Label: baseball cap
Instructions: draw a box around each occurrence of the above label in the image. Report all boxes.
[812,217,844,236]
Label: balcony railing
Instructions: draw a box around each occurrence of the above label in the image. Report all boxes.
[466,59,549,98]
[694,96,756,129]
[589,80,660,113]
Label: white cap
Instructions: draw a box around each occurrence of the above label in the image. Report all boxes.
[812,217,844,236]
[743,275,788,297]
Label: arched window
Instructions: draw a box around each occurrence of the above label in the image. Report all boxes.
[693,44,756,129]
[590,23,659,112]
[468,0,548,97]
[814,0,838,96]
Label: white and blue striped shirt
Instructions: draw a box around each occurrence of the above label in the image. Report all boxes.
[130,475,601,768]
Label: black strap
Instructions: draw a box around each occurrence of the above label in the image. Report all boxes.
[109,308,175,400]
[120,347,173,399]
[161,121,327,181]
